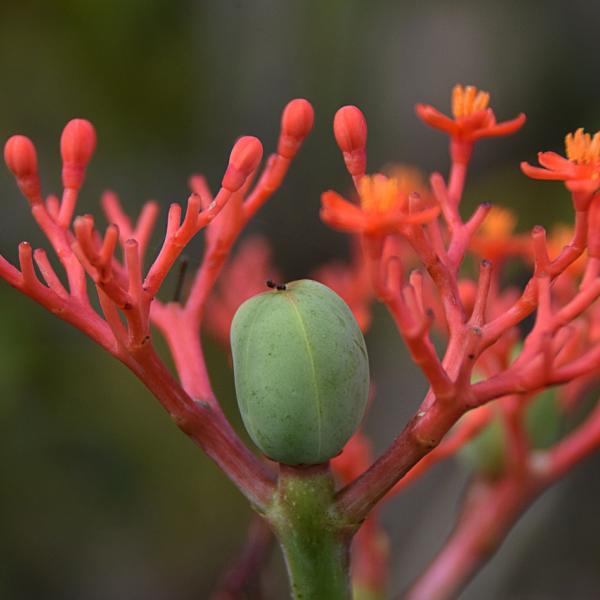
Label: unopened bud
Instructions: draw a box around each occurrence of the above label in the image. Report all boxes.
[333,105,367,177]
[60,118,96,189]
[222,136,263,192]
[4,135,41,201]
[278,98,314,159]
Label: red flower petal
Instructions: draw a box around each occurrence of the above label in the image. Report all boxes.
[470,113,526,141]
[320,206,366,232]
[415,104,460,136]
[520,161,570,180]
[537,151,573,171]
[321,190,362,215]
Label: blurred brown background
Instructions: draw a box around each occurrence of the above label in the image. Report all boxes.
[1,1,600,598]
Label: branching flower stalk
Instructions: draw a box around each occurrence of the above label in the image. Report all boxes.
[3,86,600,599]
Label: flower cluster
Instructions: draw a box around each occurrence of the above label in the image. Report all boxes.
[4,85,600,599]
[416,83,526,164]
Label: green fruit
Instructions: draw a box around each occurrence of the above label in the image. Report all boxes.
[524,387,562,450]
[459,388,563,478]
[230,279,369,465]
[459,410,506,478]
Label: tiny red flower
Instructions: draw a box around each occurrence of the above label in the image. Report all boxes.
[416,84,526,163]
[417,84,526,142]
[521,129,600,181]
[320,170,439,236]
[521,129,600,209]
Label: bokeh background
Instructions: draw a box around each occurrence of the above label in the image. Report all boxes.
[1,1,600,598]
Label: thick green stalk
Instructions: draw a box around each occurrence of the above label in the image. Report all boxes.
[266,463,352,599]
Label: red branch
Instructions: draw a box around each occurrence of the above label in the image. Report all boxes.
[0,103,315,509]
[329,105,600,529]
[6,89,600,600]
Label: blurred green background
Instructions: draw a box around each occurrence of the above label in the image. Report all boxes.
[1,1,600,598]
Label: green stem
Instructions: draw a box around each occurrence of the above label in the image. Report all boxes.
[267,463,352,599]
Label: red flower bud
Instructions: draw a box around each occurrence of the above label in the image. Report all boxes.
[333,105,367,177]
[278,98,314,159]
[60,118,97,189]
[4,135,41,201]
[222,136,263,192]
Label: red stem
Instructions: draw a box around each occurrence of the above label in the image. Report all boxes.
[482,208,588,347]
[406,394,600,600]
[126,344,276,509]
[447,160,468,206]
[335,401,463,523]
[405,475,536,600]
[152,302,217,405]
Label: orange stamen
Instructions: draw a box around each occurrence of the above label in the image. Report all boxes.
[358,175,401,214]
[565,128,600,165]
[386,165,427,195]
[452,84,490,119]
[479,206,516,239]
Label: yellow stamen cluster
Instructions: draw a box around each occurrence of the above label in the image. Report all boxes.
[565,128,600,164]
[387,165,427,196]
[359,175,401,213]
[452,84,490,119]
[479,206,516,239]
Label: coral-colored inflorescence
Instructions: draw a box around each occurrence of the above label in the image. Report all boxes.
[4,85,600,599]
[320,172,440,236]
[416,84,526,164]
[521,127,600,209]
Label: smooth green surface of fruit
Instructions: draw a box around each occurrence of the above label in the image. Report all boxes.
[230,279,369,465]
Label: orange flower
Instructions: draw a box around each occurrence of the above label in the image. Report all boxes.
[320,170,439,236]
[521,129,600,183]
[416,84,526,145]
[470,206,527,261]
[521,129,600,209]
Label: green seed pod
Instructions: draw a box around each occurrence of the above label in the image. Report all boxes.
[459,386,563,479]
[460,345,565,478]
[460,354,565,479]
[231,279,369,465]
[458,412,505,478]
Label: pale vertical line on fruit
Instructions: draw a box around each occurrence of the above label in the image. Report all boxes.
[286,292,323,458]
